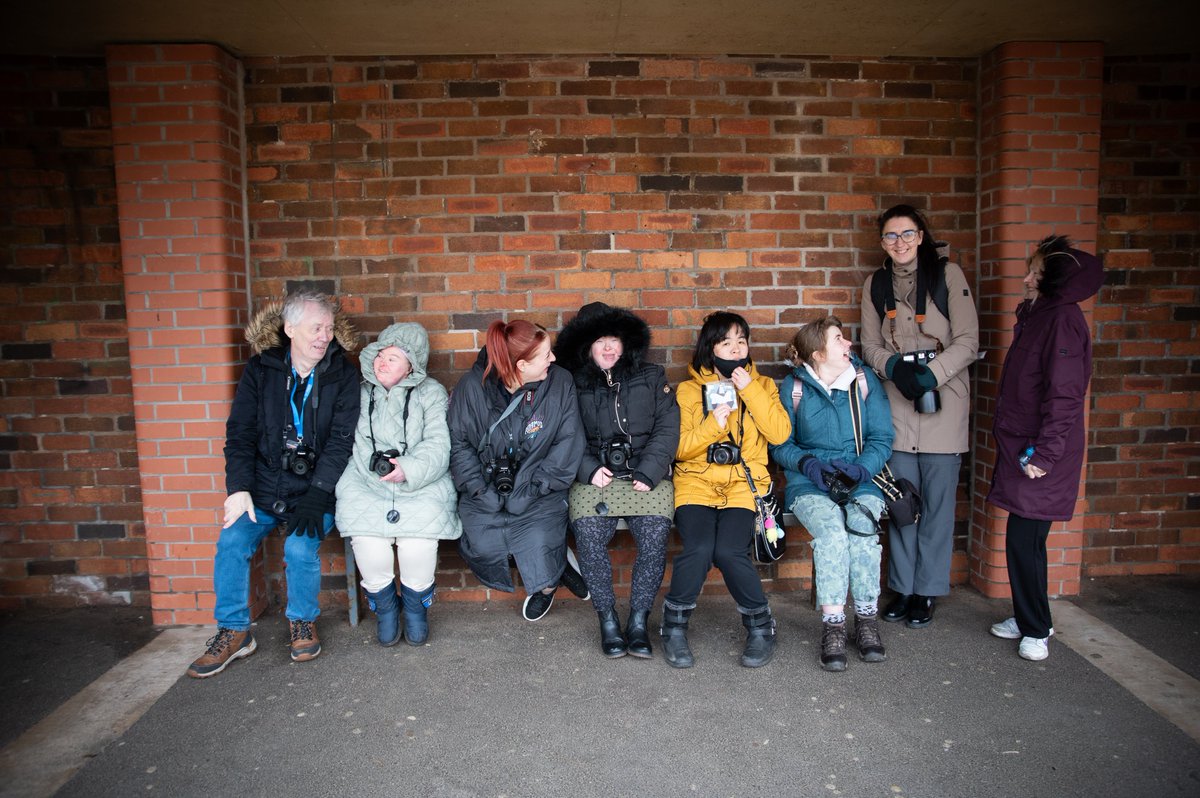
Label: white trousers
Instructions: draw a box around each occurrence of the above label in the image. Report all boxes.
[349,536,439,593]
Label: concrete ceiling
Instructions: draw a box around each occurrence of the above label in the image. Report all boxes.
[4,0,1198,58]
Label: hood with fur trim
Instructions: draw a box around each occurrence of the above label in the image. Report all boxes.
[244,298,360,357]
[554,302,651,385]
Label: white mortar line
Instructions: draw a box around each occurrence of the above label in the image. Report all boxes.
[0,626,211,798]
[1055,602,1200,745]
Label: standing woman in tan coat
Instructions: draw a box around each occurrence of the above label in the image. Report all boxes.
[859,204,979,628]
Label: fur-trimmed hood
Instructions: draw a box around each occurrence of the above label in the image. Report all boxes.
[244,299,360,356]
[554,302,651,384]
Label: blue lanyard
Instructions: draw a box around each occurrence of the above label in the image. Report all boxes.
[288,367,314,441]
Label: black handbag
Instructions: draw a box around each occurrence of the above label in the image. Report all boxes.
[739,461,786,563]
[847,374,922,530]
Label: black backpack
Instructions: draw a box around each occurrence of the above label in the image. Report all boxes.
[868,241,951,328]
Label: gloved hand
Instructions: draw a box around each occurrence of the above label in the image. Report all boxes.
[830,458,870,485]
[288,486,331,539]
[891,360,938,400]
[884,353,901,379]
[799,455,836,489]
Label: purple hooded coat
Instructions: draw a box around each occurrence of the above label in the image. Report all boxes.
[986,247,1104,522]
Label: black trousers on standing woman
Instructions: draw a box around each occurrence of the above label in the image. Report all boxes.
[1005,512,1053,640]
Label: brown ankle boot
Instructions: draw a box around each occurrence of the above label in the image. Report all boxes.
[288,620,321,662]
[187,628,256,679]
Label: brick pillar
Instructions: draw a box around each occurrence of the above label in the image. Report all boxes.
[107,44,249,625]
[971,42,1103,599]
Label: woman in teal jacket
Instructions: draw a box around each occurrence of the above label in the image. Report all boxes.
[771,316,894,673]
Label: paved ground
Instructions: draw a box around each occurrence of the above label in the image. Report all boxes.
[1,576,1198,798]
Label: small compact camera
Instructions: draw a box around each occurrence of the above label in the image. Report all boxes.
[600,440,633,469]
[824,468,859,507]
[486,455,518,495]
[903,350,942,415]
[370,448,400,477]
[282,439,317,476]
[706,441,742,466]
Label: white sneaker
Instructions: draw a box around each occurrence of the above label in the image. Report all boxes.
[1018,636,1049,661]
[990,617,1055,640]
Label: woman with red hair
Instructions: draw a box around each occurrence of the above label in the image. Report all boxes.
[448,319,587,620]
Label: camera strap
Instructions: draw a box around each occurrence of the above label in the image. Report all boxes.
[286,364,315,442]
[477,391,526,456]
[368,386,413,457]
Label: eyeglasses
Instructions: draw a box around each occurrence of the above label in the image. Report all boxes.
[881,229,919,246]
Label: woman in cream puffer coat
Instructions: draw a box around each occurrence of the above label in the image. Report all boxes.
[336,322,461,647]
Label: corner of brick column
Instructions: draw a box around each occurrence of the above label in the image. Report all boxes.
[107,42,248,626]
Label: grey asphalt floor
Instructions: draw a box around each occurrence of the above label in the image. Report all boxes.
[1,576,1198,798]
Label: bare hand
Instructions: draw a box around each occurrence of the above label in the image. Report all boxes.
[729,367,751,391]
[712,403,733,429]
[381,460,407,483]
[633,480,651,492]
[223,491,256,528]
[591,467,614,488]
[1023,463,1047,479]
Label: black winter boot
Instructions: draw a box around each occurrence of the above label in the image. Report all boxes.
[625,608,653,659]
[598,606,627,658]
[739,606,777,668]
[660,605,694,669]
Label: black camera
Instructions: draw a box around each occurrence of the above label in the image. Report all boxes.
[486,455,518,495]
[370,449,400,477]
[706,442,742,466]
[824,468,859,507]
[600,440,633,469]
[282,439,317,476]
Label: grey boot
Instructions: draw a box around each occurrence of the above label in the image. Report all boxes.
[660,605,694,668]
[739,606,777,668]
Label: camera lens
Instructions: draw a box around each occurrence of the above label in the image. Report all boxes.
[291,458,309,476]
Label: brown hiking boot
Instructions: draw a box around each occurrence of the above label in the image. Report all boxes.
[819,621,848,672]
[186,628,256,679]
[854,614,888,663]
[289,620,321,662]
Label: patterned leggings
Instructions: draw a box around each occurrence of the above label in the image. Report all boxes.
[572,514,671,612]
[791,493,885,608]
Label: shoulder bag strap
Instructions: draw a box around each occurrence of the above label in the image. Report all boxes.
[477,391,526,455]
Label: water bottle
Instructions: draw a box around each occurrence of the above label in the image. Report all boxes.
[1018,446,1035,468]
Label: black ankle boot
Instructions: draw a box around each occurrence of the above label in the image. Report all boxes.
[739,606,777,668]
[625,608,652,659]
[660,606,693,668]
[598,607,627,658]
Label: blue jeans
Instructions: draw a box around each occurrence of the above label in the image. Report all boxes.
[212,507,331,630]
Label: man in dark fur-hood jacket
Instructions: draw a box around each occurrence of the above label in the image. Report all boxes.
[186,291,360,680]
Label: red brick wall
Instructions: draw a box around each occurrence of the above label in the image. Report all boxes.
[240,54,979,600]
[1087,53,1200,576]
[0,56,148,608]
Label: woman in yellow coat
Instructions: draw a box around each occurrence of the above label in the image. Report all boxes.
[660,312,792,669]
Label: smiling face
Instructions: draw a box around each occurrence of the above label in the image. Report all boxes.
[880,215,923,269]
[517,337,555,385]
[816,325,852,372]
[284,301,335,375]
[589,335,623,371]
[373,345,412,390]
[712,325,749,362]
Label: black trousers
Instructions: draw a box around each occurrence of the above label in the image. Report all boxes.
[664,504,766,612]
[1005,512,1053,639]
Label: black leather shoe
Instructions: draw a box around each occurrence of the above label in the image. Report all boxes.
[906,595,935,628]
[882,593,913,623]
[625,608,653,659]
[598,607,627,658]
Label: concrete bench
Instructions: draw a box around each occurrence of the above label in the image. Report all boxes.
[344,512,806,626]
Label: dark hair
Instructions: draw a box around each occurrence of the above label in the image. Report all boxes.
[877,203,941,273]
[691,311,751,373]
[786,315,842,368]
[483,319,549,387]
[1033,234,1078,299]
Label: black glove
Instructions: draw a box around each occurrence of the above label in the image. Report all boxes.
[288,486,331,539]
[799,455,835,489]
[891,360,937,400]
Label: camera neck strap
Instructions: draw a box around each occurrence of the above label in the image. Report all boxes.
[368,385,412,457]
[477,390,526,456]
[847,373,904,514]
[286,362,315,442]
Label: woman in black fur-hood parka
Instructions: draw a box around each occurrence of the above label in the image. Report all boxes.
[554,302,680,660]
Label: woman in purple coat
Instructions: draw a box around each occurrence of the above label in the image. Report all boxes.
[987,235,1103,662]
